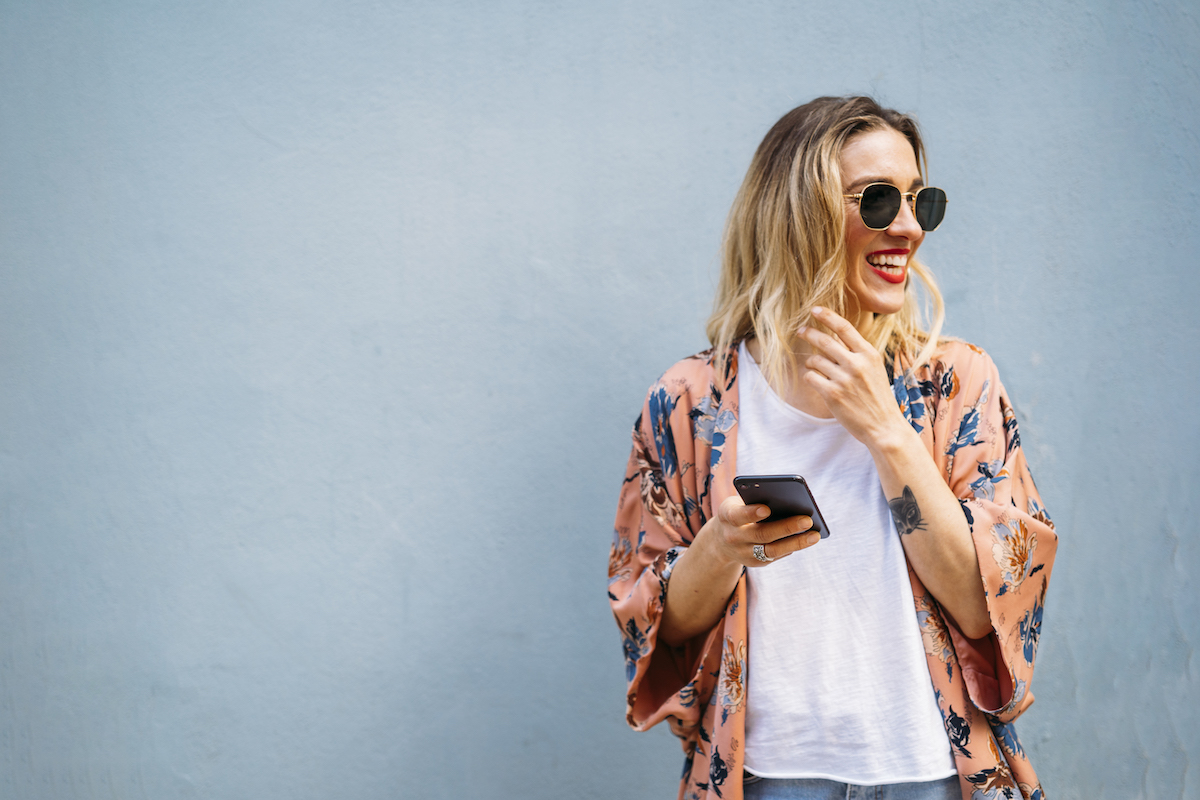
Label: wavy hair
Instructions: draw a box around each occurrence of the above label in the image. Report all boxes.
[706,96,945,389]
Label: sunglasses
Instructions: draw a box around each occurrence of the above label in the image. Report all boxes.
[844,183,948,232]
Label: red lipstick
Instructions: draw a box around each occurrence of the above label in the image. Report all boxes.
[867,249,908,284]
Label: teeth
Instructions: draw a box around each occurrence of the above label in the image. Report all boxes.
[867,253,907,267]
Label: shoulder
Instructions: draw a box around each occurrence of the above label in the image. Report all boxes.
[927,338,1003,386]
[658,347,718,381]
[637,347,742,435]
[918,340,1018,429]
[648,347,734,396]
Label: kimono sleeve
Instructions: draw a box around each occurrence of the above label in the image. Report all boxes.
[607,377,725,736]
[936,346,1058,724]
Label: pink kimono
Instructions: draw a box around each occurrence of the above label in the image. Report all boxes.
[608,341,1057,800]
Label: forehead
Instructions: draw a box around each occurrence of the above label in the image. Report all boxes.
[839,128,921,188]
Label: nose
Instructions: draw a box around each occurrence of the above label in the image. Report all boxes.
[886,194,924,240]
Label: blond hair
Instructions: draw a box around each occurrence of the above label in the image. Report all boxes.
[706,96,945,390]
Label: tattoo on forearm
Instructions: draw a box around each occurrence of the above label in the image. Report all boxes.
[888,486,926,537]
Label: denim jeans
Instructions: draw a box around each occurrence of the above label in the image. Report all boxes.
[742,774,960,800]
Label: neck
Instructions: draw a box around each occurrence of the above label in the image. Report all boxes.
[742,309,877,418]
[743,336,833,419]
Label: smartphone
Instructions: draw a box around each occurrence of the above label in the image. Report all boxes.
[733,474,831,539]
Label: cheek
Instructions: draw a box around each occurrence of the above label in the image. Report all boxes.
[843,226,864,257]
[845,231,873,270]
[843,212,868,252]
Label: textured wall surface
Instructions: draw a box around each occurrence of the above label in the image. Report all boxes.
[1,1,1197,798]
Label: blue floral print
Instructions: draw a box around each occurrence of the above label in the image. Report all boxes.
[1009,678,1028,709]
[691,394,737,469]
[947,406,982,458]
[1027,496,1053,529]
[611,343,1056,800]
[1002,398,1021,456]
[622,617,649,683]
[707,745,729,798]
[648,386,680,478]
[947,378,991,459]
[935,689,973,757]
[608,534,633,589]
[970,458,1009,501]
[1018,582,1047,665]
[966,766,1018,800]
[679,679,699,709]
[892,369,928,433]
[989,717,1026,760]
[940,364,960,400]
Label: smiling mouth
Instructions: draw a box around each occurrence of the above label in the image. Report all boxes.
[867,252,907,283]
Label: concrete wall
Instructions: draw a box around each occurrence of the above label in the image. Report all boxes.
[1,1,1196,798]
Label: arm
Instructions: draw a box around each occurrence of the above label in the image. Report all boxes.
[660,496,820,646]
[609,365,819,730]
[935,347,1057,719]
[800,307,990,637]
[609,377,725,732]
[803,308,1058,717]
[868,424,991,637]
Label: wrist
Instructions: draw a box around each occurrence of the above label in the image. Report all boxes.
[867,418,922,460]
[691,518,743,573]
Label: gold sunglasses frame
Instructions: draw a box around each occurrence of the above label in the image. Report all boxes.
[842,183,948,232]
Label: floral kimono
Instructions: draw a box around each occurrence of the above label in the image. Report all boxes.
[608,341,1057,800]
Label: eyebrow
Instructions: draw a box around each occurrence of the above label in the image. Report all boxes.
[847,176,926,192]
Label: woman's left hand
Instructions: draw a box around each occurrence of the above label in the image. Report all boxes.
[799,306,907,450]
[800,306,991,637]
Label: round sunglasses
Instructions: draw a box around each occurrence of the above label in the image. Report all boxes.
[843,183,947,232]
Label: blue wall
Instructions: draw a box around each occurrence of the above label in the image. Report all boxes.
[2,2,1197,798]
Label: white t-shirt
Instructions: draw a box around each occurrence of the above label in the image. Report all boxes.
[737,342,956,784]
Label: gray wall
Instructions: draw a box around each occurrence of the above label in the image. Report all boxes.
[2,1,1196,798]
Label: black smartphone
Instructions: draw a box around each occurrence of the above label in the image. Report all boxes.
[733,474,831,539]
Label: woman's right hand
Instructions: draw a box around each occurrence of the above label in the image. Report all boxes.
[702,495,821,567]
[660,496,820,646]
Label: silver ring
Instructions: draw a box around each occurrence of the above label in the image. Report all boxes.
[752,544,774,563]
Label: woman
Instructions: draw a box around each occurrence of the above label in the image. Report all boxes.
[608,97,1056,800]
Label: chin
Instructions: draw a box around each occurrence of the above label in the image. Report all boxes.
[872,298,906,317]
[848,269,910,318]
[850,291,906,320]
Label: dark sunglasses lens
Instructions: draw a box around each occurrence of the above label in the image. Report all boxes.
[859,184,901,229]
[914,187,947,231]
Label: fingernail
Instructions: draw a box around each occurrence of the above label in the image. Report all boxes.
[797,325,808,335]
[812,306,824,314]
[807,533,820,545]
[756,506,769,518]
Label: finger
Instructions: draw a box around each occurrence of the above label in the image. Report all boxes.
[769,530,824,558]
[803,367,836,394]
[804,353,845,381]
[718,495,770,527]
[798,325,852,363]
[811,306,870,353]
[752,529,822,563]
[802,368,845,407]
[749,514,814,544]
